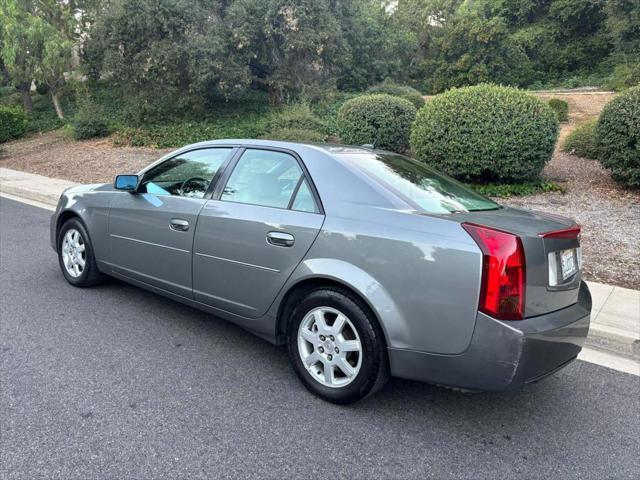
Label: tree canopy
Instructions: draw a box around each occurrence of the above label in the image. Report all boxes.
[1,0,638,114]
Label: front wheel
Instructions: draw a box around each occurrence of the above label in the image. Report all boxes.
[57,217,104,287]
[287,287,389,404]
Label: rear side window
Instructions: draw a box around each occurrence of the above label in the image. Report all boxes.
[291,179,318,213]
[221,149,304,209]
[342,153,500,213]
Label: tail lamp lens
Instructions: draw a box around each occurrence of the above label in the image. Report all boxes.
[462,223,526,320]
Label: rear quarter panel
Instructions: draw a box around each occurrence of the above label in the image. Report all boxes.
[288,206,482,355]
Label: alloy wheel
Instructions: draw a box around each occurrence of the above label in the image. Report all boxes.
[61,228,86,278]
[297,306,363,388]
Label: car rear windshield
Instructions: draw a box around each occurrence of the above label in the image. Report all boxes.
[342,153,500,213]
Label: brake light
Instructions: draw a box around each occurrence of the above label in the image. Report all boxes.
[539,225,581,240]
[462,223,526,320]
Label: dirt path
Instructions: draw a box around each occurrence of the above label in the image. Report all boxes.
[0,131,170,184]
[500,91,639,289]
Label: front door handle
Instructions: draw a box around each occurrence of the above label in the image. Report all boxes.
[170,218,190,232]
[266,231,294,247]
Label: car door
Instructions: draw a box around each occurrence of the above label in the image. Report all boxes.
[193,147,325,318]
[108,147,235,297]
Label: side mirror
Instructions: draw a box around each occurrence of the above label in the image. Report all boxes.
[114,174,139,192]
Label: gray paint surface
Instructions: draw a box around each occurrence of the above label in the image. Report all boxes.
[50,139,590,389]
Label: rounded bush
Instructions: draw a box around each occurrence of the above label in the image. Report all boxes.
[72,102,109,140]
[0,107,28,143]
[548,98,568,122]
[260,128,326,143]
[269,104,326,132]
[597,86,640,189]
[410,84,559,183]
[367,82,425,109]
[337,94,417,152]
[562,119,599,159]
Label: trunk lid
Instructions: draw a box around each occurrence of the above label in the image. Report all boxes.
[447,207,582,317]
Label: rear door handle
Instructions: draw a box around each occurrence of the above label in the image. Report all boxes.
[169,218,190,232]
[266,231,294,247]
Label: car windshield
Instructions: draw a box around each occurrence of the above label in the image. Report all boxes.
[342,152,500,214]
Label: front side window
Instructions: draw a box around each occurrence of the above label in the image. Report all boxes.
[343,153,500,213]
[221,149,306,209]
[140,148,232,198]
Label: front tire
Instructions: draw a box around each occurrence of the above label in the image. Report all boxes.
[57,217,104,287]
[287,287,389,404]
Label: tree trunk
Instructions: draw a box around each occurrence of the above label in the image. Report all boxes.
[20,89,33,114]
[267,84,281,106]
[50,90,64,119]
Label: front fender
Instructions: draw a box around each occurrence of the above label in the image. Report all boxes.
[50,185,113,264]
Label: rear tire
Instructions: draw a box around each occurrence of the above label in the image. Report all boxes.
[57,217,105,287]
[286,287,389,404]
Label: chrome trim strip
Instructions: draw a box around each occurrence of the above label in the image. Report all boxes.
[195,252,280,273]
[110,234,190,253]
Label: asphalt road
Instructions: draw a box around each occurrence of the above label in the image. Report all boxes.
[1,197,639,479]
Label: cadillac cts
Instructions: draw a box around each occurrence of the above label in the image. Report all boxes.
[51,140,591,404]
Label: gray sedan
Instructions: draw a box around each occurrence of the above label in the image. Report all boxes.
[51,140,591,404]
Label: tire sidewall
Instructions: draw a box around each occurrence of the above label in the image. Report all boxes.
[287,288,386,404]
[57,218,95,287]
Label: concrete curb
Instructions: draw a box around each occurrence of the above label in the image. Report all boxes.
[0,167,77,207]
[585,281,640,363]
[1,167,638,365]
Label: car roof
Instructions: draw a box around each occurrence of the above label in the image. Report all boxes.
[184,138,391,156]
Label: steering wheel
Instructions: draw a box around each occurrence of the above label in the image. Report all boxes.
[178,176,209,197]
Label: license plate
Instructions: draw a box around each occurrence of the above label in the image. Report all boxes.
[560,249,578,280]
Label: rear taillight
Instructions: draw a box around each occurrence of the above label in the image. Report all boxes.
[539,225,581,240]
[462,223,526,320]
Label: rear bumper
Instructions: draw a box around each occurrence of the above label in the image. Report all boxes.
[388,281,591,391]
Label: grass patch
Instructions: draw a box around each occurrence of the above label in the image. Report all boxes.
[469,181,565,198]
[562,119,599,159]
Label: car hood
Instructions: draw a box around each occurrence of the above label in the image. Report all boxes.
[64,183,113,195]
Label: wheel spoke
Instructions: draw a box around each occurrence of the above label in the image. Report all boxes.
[76,255,86,267]
[301,328,317,344]
[304,351,320,368]
[313,310,329,333]
[339,340,360,353]
[336,357,356,378]
[77,243,85,253]
[332,314,346,334]
[323,363,334,384]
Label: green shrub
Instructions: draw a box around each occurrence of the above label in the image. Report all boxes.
[470,181,565,198]
[260,128,327,143]
[367,81,425,109]
[72,101,110,140]
[562,119,599,159]
[269,104,326,132]
[548,98,568,122]
[0,106,28,142]
[337,94,417,152]
[310,91,359,136]
[597,86,640,188]
[410,84,559,183]
[604,63,640,91]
